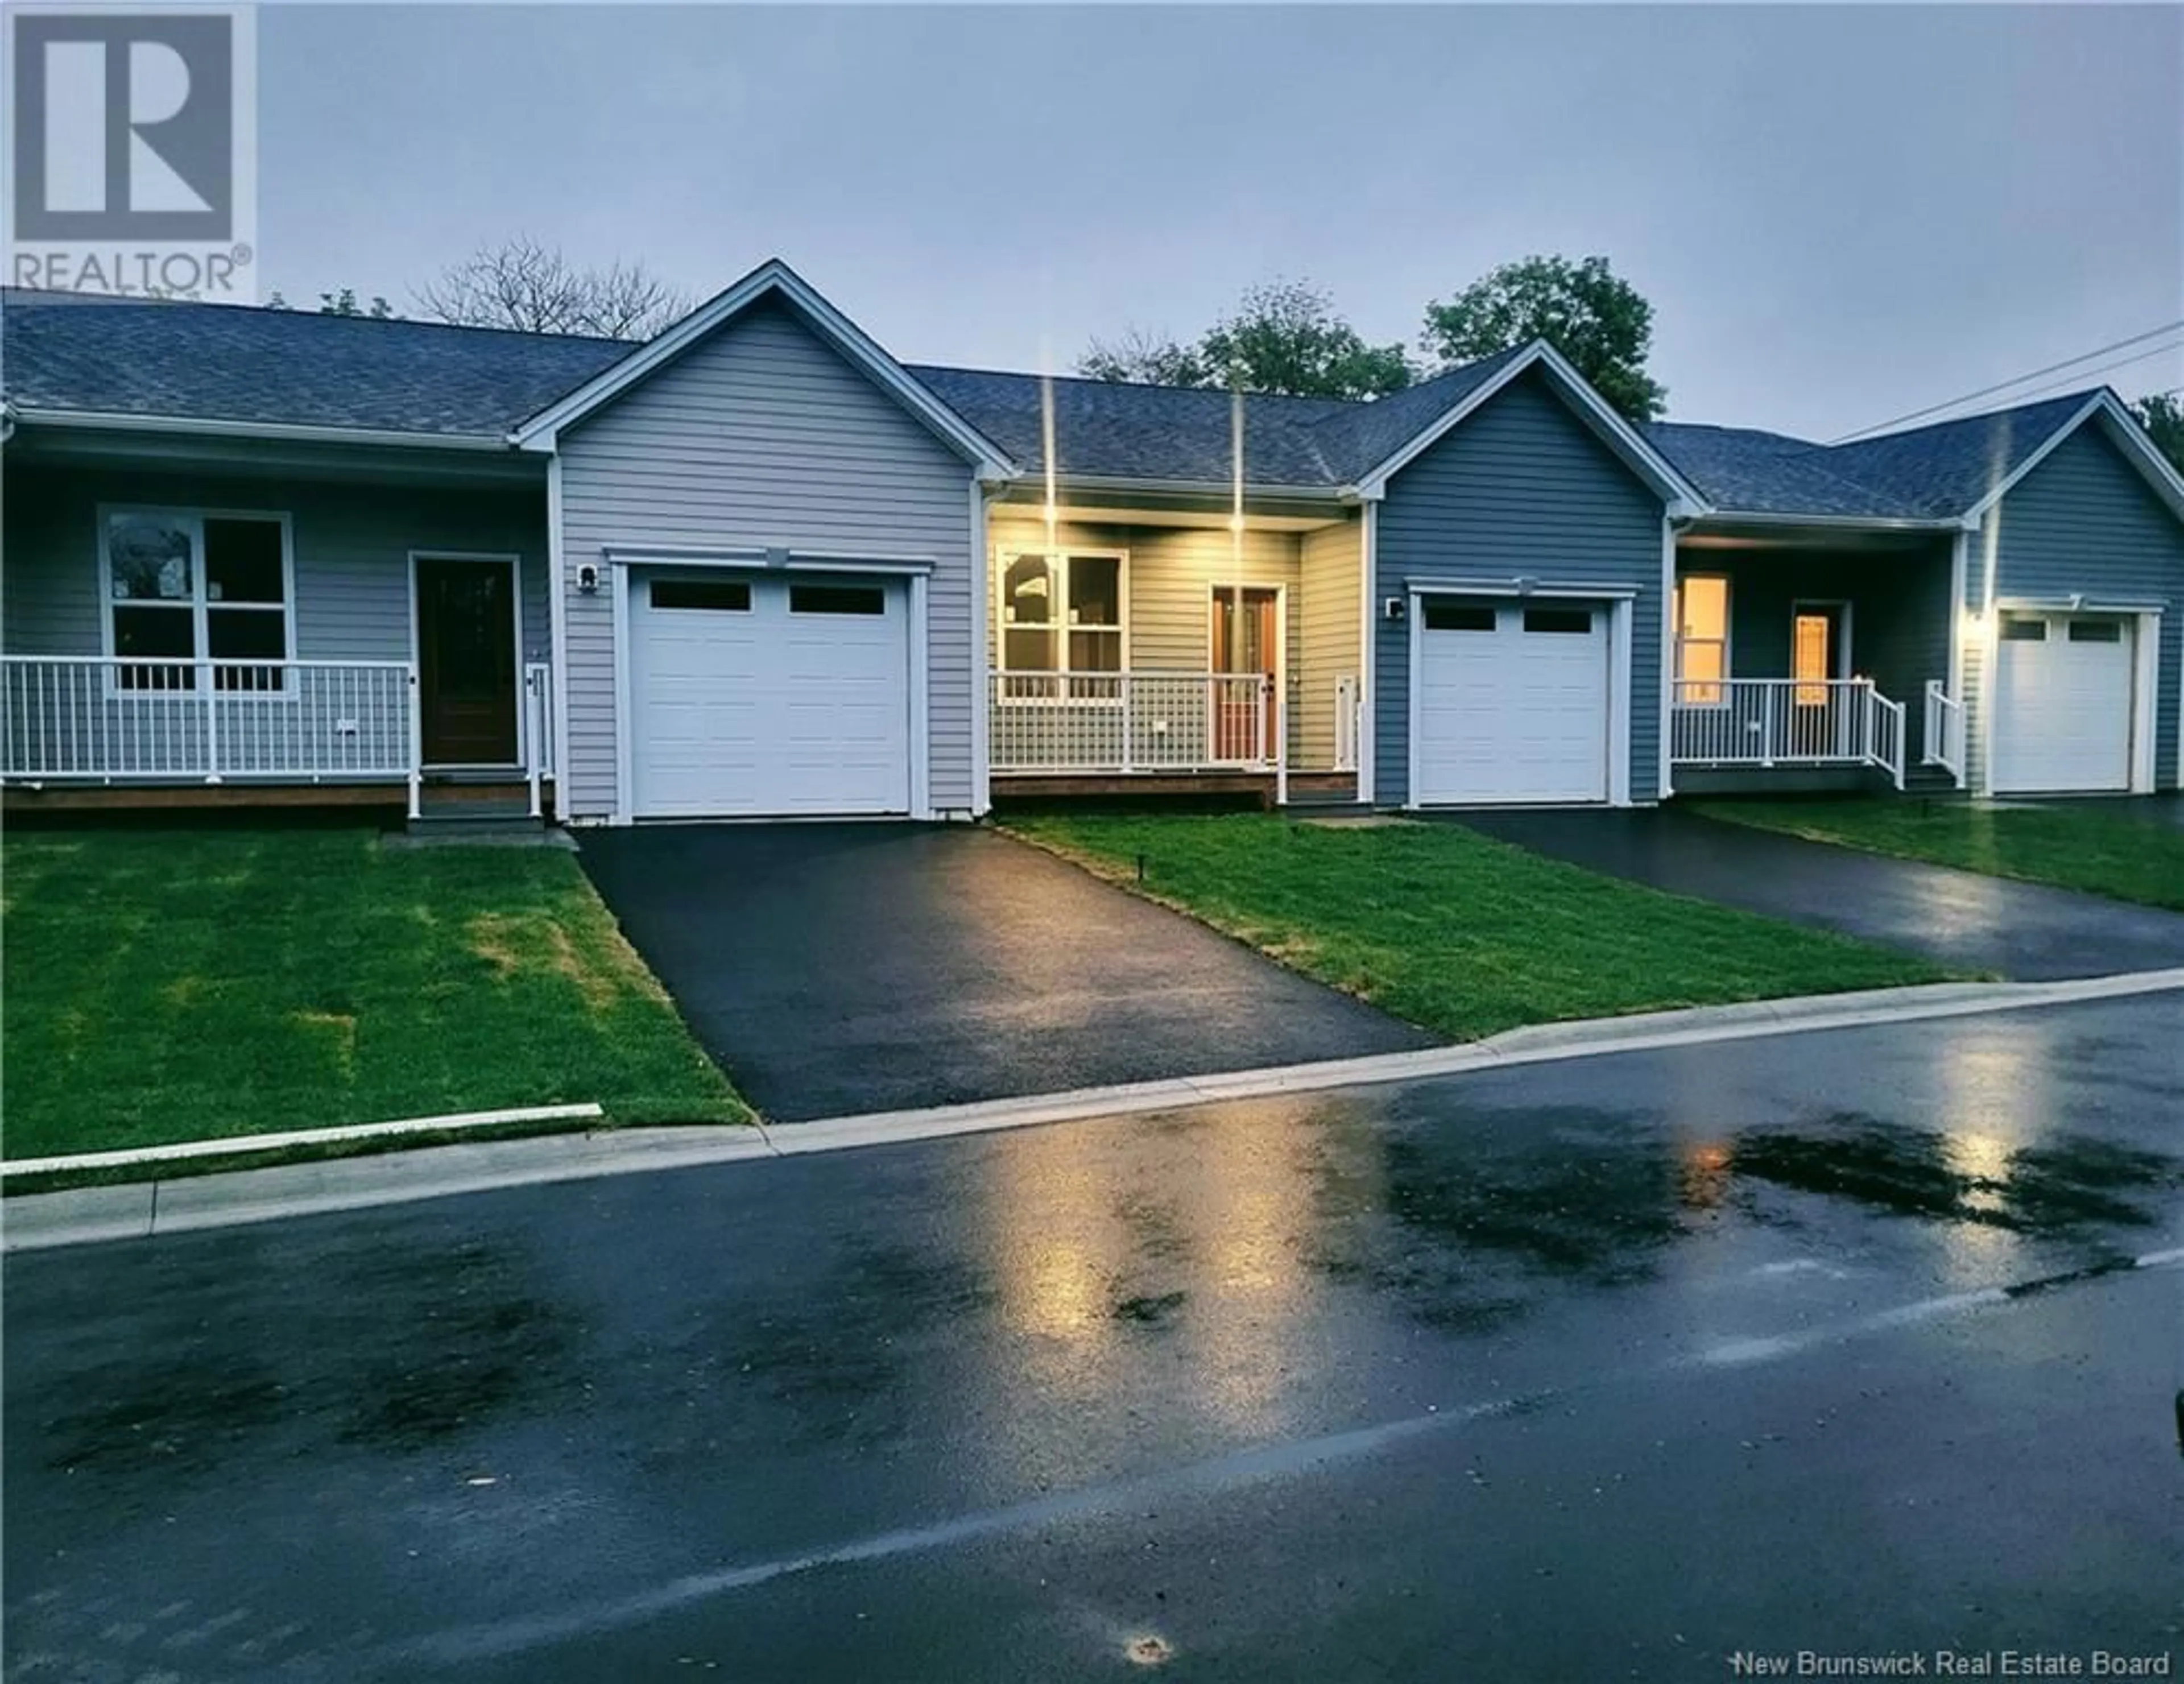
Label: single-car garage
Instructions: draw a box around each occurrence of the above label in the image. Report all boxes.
[1989,610,2139,793]
[628,569,912,818]
[1413,597,1614,805]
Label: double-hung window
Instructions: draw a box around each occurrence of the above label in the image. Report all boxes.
[1672,574,1730,704]
[998,549,1126,698]
[102,508,293,692]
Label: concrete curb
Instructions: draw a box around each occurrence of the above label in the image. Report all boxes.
[7,967,2180,1253]
[0,1102,606,1179]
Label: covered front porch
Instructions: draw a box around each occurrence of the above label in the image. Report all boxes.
[1668,523,1966,796]
[985,492,1367,804]
[0,436,559,818]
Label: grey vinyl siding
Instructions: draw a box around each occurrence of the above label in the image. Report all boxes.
[2,462,549,661]
[1372,368,1666,806]
[555,297,980,820]
[1297,518,1364,770]
[1966,423,2184,792]
[987,515,1321,764]
[1675,540,1953,767]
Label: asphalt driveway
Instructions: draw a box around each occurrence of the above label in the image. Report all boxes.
[578,824,1432,1121]
[1455,808,2184,982]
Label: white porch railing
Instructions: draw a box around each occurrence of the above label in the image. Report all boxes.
[2,656,417,787]
[1922,680,1966,783]
[522,661,554,818]
[990,671,1281,774]
[1671,677,1905,788]
[1333,673,1363,774]
[0,656,561,819]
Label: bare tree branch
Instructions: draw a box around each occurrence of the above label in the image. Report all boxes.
[414,236,692,339]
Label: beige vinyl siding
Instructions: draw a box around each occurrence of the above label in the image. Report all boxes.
[2,463,551,663]
[555,297,981,820]
[988,516,1313,762]
[1297,518,1364,770]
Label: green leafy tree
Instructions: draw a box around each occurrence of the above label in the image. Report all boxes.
[1081,280,1414,399]
[1421,254,1666,422]
[318,287,394,319]
[1079,325,1210,388]
[265,288,395,318]
[2129,391,2184,474]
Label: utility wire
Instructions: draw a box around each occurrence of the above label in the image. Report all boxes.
[1942,340,2184,415]
[1829,320,2184,443]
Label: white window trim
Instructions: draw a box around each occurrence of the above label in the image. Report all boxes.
[1673,572,1732,706]
[96,504,296,699]
[995,547,1130,673]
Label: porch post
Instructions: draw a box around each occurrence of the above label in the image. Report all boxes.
[1272,673,1288,807]
[525,668,543,820]
[1120,673,1134,773]
[406,664,423,821]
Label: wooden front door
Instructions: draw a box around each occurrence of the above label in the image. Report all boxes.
[417,557,519,765]
[1210,586,1280,763]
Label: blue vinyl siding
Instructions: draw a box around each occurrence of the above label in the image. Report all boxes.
[1675,540,1953,766]
[1966,423,2183,791]
[1372,369,1666,806]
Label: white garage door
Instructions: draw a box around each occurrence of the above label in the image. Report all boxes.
[1415,599,1610,805]
[1991,612,2135,794]
[631,571,911,818]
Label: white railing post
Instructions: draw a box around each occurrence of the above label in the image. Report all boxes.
[406,664,424,821]
[197,658,220,783]
[1272,674,1288,807]
[1119,672,1135,773]
[524,668,543,820]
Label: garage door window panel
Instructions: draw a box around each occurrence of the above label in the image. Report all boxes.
[789,584,886,616]
[1524,608,1594,635]
[652,579,751,612]
[1424,602,1497,632]
[2067,620,2122,644]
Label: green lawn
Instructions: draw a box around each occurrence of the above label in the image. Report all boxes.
[1004,814,1957,1041]
[2,829,743,1162]
[1693,800,2184,912]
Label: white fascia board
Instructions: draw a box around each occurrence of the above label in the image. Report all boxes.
[1685,508,1967,533]
[1354,341,1710,511]
[1403,574,1641,599]
[510,259,1016,478]
[1032,472,1351,503]
[16,407,511,452]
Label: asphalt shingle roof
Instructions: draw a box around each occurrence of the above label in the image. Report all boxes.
[1,290,628,437]
[1641,390,2108,522]
[1816,391,2102,519]
[1,289,2120,523]
[904,364,1353,486]
[1641,422,1930,519]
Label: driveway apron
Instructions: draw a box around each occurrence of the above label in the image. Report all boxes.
[578,823,1432,1121]
[1453,808,2184,982]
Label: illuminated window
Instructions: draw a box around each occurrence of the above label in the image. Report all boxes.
[1673,574,1729,704]
[999,551,1125,674]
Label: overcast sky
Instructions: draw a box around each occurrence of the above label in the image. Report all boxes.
[262,3,2183,440]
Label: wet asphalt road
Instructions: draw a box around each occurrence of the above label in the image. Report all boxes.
[577,824,1433,1121]
[7,995,2183,1681]
[1455,808,2184,981]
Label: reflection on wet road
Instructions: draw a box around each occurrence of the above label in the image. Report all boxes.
[6,994,2181,1680]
